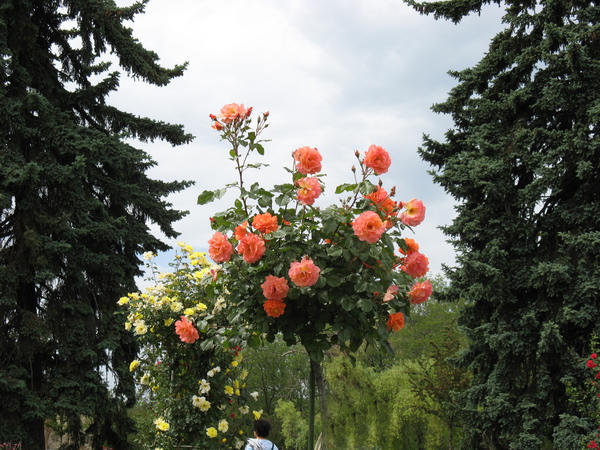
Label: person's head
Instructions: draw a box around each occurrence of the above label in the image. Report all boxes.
[253,418,271,438]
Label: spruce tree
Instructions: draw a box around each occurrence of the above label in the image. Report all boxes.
[405,0,600,447]
[0,1,192,447]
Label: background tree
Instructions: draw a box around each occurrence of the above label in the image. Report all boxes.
[404,0,600,447]
[0,1,191,447]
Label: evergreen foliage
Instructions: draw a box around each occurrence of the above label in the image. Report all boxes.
[405,0,600,447]
[0,1,192,447]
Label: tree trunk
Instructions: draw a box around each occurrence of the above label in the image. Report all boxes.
[311,359,329,450]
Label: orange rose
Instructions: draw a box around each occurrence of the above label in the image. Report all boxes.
[263,299,286,318]
[175,316,200,344]
[398,238,419,255]
[400,198,426,226]
[364,186,397,216]
[252,213,278,234]
[297,177,322,206]
[364,145,391,175]
[236,233,266,264]
[387,312,405,331]
[401,251,429,278]
[288,256,320,287]
[219,103,248,124]
[234,220,248,241]
[352,211,386,244]
[261,275,289,301]
[208,232,233,263]
[293,146,322,175]
[408,280,432,305]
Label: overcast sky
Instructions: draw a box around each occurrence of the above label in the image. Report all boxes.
[110,0,506,278]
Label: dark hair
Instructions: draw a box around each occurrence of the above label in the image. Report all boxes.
[253,418,271,438]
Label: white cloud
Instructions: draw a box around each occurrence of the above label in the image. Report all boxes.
[109,0,505,279]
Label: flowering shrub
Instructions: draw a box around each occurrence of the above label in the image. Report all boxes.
[200,104,433,360]
[118,245,259,449]
[587,353,600,449]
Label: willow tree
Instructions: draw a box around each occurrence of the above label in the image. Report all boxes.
[0,1,191,447]
[405,0,600,447]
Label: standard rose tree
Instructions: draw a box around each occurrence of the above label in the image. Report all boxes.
[201,104,432,360]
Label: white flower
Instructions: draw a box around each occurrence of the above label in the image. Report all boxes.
[234,438,244,449]
[170,301,183,312]
[134,322,148,335]
[207,366,221,377]
[192,395,211,411]
[239,405,249,415]
[140,373,150,385]
[218,419,229,433]
[250,391,259,401]
[198,379,211,394]
[143,251,154,260]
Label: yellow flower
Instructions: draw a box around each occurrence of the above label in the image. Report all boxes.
[196,302,207,311]
[152,385,159,392]
[231,360,239,368]
[218,419,229,433]
[206,427,218,438]
[117,297,129,306]
[240,369,248,380]
[222,438,227,443]
[170,301,183,313]
[164,318,174,326]
[134,323,148,335]
[124,322,132,331]
[140,373,150,385]
[235,389,240,396]
[184,308,195,316]
[239,430,244,435]
[253,410,263,420]
[142,251,154,260]
[224,385,234,396]
[154,417,169,432]
[129,360,140,372]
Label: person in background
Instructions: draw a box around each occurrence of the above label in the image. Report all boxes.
[245,419,279,450]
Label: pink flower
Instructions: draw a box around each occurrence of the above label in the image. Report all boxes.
[352,211,386,244]
[219,103,248,124]
[297,177,322,206]
[401,251,429,278]
[387,312,405,331]
[383,285,399,302]
[293,146,322,174]
[400,198,426,226]
[236,233,266,263]
[588,360,598,369]
[398,238,419,255]
[175,316,199,344]
[212,121,223,131]
[252,213,279,234]
[408,280,433,305]
[288,256,320,287]
[208,232,233,263]
[364,145,391,175]
[263,299,286,318]
[261,275,289,301]
[592,353,598,359]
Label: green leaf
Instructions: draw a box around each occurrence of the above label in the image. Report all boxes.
[229,149,237,158]
[197,190,215,205]
[341,297,355,311]
[248,334,261,348]
[335,183,357,194]
[326,246,343,258]
[255,144,265,155]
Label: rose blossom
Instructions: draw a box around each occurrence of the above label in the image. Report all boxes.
[408,280,433,305]
[297,177,322,206]
[234,220,248,241]
[261,275,289,301]
[293,146,322,174]
[208,232,233,263]
[263,299,286,318]
[401,251,429,278]
[288,256,320,287]
[365,186,397,216]
[387,312,405,331]
[364,145,391,175]
[352,211,386,244]
[400,198,426,226]
[219,103,248,124]
[383,284,399,302]
[236,233,266,263]
[399,238,420,255]
[175,316,200,344]
[252,213,278,234]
